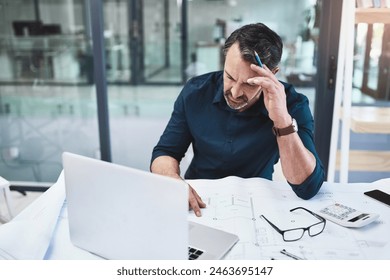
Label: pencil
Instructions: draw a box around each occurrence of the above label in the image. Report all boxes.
[254,51,263,68]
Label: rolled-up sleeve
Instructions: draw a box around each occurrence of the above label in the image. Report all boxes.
[286,84,325,199]
[151,90,193,164]
[289,161,325,199]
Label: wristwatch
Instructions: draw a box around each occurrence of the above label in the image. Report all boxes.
[272,118,298,137]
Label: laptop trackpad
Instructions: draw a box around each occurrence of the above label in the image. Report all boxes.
[188,221,239,260]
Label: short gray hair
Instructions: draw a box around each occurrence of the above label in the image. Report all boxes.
[223,23,283,70]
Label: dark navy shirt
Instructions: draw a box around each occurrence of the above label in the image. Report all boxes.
[152,71,325,199]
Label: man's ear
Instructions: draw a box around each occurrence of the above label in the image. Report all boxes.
[272,67,280,75]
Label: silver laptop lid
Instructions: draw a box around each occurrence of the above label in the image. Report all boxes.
[63,152,188,260]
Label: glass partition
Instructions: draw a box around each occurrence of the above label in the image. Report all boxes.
[0,0,99,182]
[103,0,131,83]
[107,0,183,170]
[142,0,182,84]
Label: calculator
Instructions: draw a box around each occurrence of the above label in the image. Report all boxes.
[318,203,379,228]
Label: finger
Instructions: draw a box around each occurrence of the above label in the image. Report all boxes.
[192,189,207,208]
[247,66,273,86]
[247,77,275,92]
[250,64,279,84]
[262,64,279,83]
[188,185,206,207]
[250,63,264,73]
[261,64,280,84]
[259,79,278,93]
[189,192,202,217]
[189,187,206,217]
[247,76,261,86]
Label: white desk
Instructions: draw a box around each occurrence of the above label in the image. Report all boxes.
[0,176,14,223]
[1,172,390,260]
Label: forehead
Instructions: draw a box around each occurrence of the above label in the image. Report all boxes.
[224,43,255,81]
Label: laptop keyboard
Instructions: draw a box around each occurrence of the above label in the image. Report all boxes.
[188,247,204,260]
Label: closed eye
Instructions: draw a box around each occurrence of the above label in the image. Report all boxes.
[225,71,235,81]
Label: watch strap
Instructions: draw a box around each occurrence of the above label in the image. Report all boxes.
[272,118,298,137]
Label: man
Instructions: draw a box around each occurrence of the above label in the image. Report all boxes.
[151,23,325,217]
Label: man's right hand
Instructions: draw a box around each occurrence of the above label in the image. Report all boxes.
[151,155,206,216]
[188,184,206,217]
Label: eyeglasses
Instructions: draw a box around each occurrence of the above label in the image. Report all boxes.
[260,207,326,242]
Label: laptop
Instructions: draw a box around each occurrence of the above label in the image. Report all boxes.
[62,152,238,260]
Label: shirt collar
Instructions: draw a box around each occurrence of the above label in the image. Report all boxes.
[212,72,224,104]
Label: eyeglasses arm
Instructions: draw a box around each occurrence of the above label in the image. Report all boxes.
[260,215,284,234]
[290,206,326,223]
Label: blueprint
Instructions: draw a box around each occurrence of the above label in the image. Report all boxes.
[188,177,390,260]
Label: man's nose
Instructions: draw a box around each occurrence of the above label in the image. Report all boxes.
[230,85,243,99]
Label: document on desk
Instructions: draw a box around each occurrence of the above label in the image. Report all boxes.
[0,172,66,260]
[187,177,390,260]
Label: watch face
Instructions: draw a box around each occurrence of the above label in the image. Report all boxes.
[292,118,298,131]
